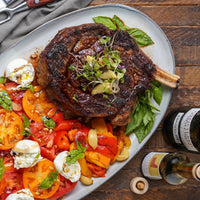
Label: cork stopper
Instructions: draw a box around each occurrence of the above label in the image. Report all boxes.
[192,163,200,181]
[130,177,149,195]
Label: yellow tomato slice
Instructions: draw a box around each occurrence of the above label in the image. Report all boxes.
[22,86,57,122]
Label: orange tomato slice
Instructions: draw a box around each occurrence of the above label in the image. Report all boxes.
[22,86,57,122]
[0,109,23,150]
[23,159,59,199]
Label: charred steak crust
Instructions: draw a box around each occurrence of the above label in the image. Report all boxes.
[36,23,155,126]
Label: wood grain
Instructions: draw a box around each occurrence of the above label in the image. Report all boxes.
[82,1,200,200]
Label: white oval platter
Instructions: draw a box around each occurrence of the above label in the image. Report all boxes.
[0,4,175,200]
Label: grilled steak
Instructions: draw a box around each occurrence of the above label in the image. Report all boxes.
[36,23,156,126]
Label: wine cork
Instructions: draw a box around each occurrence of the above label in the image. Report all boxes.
[130,177,149,195]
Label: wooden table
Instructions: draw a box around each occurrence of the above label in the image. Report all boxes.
[83,1,200,199]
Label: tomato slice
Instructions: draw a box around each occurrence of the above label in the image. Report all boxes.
[0,172,24,200]
[87,162,106,177]
[54,131,70,151]
[23,159,59,199]
[0,109,23,150]
[30,121,54,147]
[49,175,77,200]
[0,175,6,196]
[40,146,56,162]
[3,154,17,173]
[22,86,57,122]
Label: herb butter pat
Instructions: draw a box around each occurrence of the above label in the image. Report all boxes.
[11,140,42,169]
[5,58,35,87]
[54,151,81,182]
[6,189,34,200]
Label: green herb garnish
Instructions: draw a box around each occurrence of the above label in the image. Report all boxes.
[125,80,162,142]
[41,116,55,130]
[93,15,154,47]
[0,158,4,180]
[39,171,58,189]
[0,90,12,111]
[66,141,87,164]
[21,115,32,136]
[93,16,117,30]
[21,84,34,93]
[0,77,7,84]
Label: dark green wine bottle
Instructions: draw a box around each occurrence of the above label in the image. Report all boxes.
[163,108,200,153]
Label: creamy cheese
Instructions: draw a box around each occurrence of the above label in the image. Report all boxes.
[5,58,35,87]
[6,189,34,200]
[11,140,42,169]
[54,151,81,182]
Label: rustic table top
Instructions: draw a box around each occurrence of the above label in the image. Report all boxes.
[83,1,200,200]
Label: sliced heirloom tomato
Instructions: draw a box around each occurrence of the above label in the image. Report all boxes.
[49,175,77,200]
[22,86,57,122]
[23,159,59,199]
[0,109,23,150]
[0,175,6,197]
[54,131,70,151]
[30,121,56,161]
[0,172,24,200]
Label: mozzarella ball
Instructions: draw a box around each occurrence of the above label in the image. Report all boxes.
[5,58,35,87]
[6,189,34,200]
[54,151,81,182]
[11,140,42,169]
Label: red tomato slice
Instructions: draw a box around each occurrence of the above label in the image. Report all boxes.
[0,172,24,200]
[30,121,55,147]
[40,146,56,161]
[54,131,70,151]
[74,127,90,147]
[87,162,106,177]
[52,112,64,123]
[49,175,77,200]
[0,175,6,196]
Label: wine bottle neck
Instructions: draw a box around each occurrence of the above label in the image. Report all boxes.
[174,162,200,181]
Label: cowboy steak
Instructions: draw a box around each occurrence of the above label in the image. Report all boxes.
[36,23,157,126]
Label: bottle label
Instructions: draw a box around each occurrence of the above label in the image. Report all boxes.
[180,108,200,152]
[173,112,184,144]
[142,152,168,179]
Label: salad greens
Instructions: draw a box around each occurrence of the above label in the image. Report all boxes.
[93,15,154,47]
[21,115,33,136]
[125,81,162,143]
[41,116,55,130]
[0,90,12,111]
[0,158,4,180]
[66,141,87,164]
[39,171,58,189]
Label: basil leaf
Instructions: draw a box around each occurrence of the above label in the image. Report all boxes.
[39,171,58,189]
[112,15,129,30]
[151,81,162,105]
[125,81,161,143]
[41,116,55,129]
[0,77,7,84]
[127,28,154,47]
[21,115,33,136]
[66,141,87,164]
[93,16,117,30]
[21,84,34,93]
[0,90,12,111]
[0,158,4,180]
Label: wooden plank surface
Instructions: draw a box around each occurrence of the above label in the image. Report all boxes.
[82,1,200,200]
